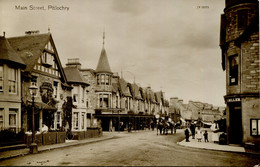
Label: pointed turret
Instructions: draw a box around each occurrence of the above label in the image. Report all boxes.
[96,32,112,74]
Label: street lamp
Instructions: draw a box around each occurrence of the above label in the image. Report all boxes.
[29,85,38,154]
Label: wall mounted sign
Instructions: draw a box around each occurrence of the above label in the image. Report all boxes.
[227,98,241,102]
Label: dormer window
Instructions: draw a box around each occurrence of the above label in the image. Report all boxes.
[42,52,53,68]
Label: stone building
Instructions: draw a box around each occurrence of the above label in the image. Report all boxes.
[64,59,90,131]
[7,31,72,132]
[219,0,259,148]
[169,98,224,124]
[0,35,26,131]
[76,33,169,131]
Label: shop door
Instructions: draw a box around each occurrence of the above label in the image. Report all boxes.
[229,102,242,144]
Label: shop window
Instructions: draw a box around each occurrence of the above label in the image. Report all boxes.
[0,66,3,92]
[229,55,238,85]
[0,108,3,130]
[9,109,17,130]
[238,10,248,29]
[251,119,260,136]
[8,68,17,93]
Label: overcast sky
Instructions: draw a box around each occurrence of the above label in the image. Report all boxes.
[0,0,226,106]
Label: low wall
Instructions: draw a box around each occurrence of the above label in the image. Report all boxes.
[72,127,102,140]
[25,131,66,147]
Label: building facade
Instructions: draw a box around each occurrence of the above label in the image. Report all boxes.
[7,31,72,132]
[0,35,26,131]
[220,0,260,148]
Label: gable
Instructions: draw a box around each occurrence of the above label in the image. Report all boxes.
[8,33,67,83]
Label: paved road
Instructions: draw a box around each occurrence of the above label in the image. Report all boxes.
[1,130,260,166]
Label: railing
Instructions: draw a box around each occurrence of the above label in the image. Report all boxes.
[0,128,25,147]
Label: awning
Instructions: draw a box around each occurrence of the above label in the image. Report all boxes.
[26,101,57,111]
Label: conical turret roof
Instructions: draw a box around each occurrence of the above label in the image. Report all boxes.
[96,47,112,74]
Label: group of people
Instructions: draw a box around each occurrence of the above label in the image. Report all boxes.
[185,121,219,143]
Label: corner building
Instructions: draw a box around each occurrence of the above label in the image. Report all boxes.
[220,0,259,149]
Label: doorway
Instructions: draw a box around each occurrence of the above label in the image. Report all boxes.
[229,102,242,144]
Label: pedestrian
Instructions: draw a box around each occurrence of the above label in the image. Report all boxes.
[185,127,190,142]
[174,123,177,134]
[190,122,196,139]
[211,120,219,143]
[196,127,202,142]
[204,130,209,142]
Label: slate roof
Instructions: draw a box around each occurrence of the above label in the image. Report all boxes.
[155,92,162,103]
[118,78,132,97]
[7,33,68,84]
[130,83,142,100]
[112,82,120,93]
[96,48,112,74]
[0,36,25,68]
[8,33,50,72]
[64,67,89,86]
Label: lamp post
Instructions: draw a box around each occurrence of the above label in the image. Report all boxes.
[29,85,38,154]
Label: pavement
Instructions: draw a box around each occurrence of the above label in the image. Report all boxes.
[0,133,114,161]
[177,128,246,153]
[0,129,256,162]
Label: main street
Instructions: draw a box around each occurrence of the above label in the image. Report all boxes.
[1,130,260,166]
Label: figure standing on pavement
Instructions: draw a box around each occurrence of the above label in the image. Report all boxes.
[196,127,202,142]
[185,127,190,142]
[190,122,196,139]
[211,121,219,143]
[203,130,209,142]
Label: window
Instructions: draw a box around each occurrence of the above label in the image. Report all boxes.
[56,112,61,129]
[251,119,260,136]
[9,109,17,129]
[53,81,58,98]
[8,68,17,93]
[125,98,128,109]
[229,55,238,85]
[0,108,4,130]
[73,112,79,130]
[101,74,105,85]
[73,94,78,103]
[0,66,3,92]
[116,96,118,108]
[81,113,85,130]
[105,75,109,85]
[238,10,248,29]
[97,75,100,85]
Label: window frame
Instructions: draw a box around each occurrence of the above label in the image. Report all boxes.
[8,68,17,94]
[250,118,260,136]
[0,65,3,92]
[0,108,4,130]
[229,54,239,86]
[9,109,17,129]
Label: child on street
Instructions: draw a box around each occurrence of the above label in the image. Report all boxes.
[204,130,209,142]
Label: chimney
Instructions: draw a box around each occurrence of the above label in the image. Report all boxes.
[3,32,5,37]
[66,58,82,69]
[25,30,40,35]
